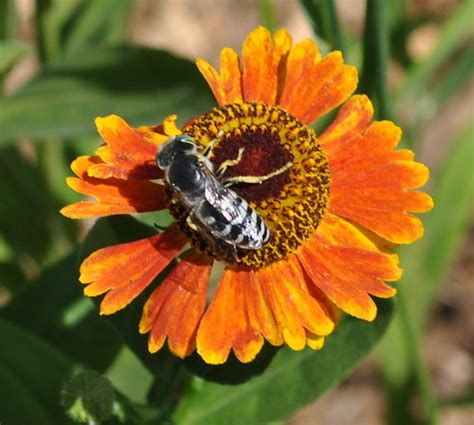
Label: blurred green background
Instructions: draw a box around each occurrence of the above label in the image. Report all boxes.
[0,1,472,424]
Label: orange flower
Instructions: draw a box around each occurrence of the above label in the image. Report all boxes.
[61,27,433,365]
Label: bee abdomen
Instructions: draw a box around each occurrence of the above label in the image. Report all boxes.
[197,198,270,249]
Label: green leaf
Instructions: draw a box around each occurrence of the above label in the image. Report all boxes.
[397,0,474,102]
[61,370,116,424]
[0,44,214,144]
[1,251,123,371]
[0,40,31,76]
[173,300,393,425]
[435,45,474,106]
[35,0,132,63]
[60,0,132,54]
[0,146,72,264]
[299,0,345,54]
[0,0,16,41]
[0,318,74,425]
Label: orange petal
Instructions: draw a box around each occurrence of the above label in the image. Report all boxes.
[318,94,374,151]
[138,114,182,145]
[242,27,292,104]
[140,252,212,358]
[60,177,167,218]
[196,48,243,106]
[94,115,163,180]
[79,226,186,314]
[306,332,325,350]
[279,49,358,124]
[297,213,401,321]
[245,270,282,346]
[197,269,264,364]
[324,117,433,243]
[254,257,335,350]
[71,155,104,178]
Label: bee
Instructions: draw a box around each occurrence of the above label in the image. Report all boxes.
[156,134,291,252]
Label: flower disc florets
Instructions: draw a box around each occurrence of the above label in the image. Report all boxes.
[166,102,330,267]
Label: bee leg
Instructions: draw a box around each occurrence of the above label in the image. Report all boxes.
[185,215,200,232]
[216,147,245,178]
[202,130,225,158]
[223,161,293,187]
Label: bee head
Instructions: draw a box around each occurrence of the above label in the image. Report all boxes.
[156,134,197,169]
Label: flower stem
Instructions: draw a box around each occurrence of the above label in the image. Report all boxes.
[360,0,390,119]
[396,291,439,425]
[259,0,277,33]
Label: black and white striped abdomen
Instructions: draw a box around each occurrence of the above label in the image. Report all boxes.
[195,188,270,250]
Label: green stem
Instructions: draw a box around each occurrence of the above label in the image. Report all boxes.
[396,292,439,425]
[259,0,277,33]
[34,0,52,64]
[360,0,390,119]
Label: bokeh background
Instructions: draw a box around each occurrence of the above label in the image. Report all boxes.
[0,1,472,424]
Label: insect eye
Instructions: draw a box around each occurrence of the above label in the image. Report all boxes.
[175,135,196,150]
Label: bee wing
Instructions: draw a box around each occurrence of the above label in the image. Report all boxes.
[192,166,269,250]
[203,170,246,224]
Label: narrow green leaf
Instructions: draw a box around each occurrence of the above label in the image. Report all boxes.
[299,0,345,53]
[0,318,74,424]
[174,301,393,425]
[0,45,214,144]
[402,44,474,147]
[435,45,474,107]
[398,0,474,101]
[34,0,132,63]
[359,0,390,119]
[61,0,132,53]
[0,40,31,76]
[0,0,16,41]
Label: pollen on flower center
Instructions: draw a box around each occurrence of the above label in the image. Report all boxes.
[166,102,330,267]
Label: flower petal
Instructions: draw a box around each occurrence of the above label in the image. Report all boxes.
[94,115,163,180]
[197,269,264,364]
[321,101,434,243]
[306,332,325,350]
[196,48,243,106]
[254,257,335,350]
[140,252,212,358]
[279,48,358,124]
[79,226,186,314]
[60,176,167,218]
[242,27,292,104]
[137,114,181,144]
[298,213,401,321]
[318,94,374,150]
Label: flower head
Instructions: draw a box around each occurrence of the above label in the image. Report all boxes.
[61,27,433,364]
